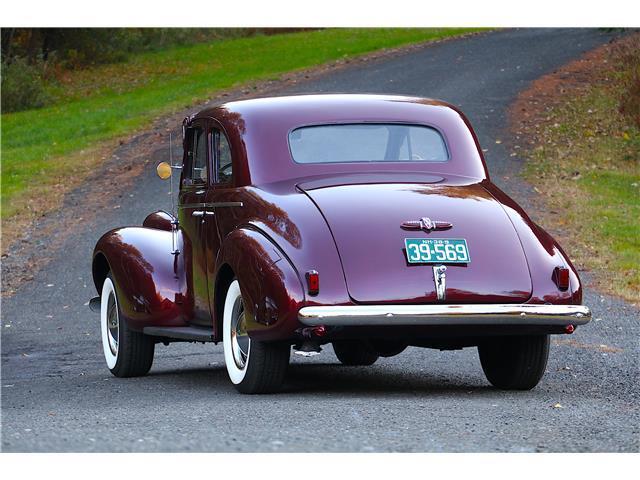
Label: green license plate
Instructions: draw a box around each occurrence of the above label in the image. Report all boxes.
[404,238,470,264]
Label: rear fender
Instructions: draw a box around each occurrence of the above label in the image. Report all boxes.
[92,227,188,331]
[484,183,582,305]
[216,227,305,342]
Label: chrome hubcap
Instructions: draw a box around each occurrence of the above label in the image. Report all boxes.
[230,298,250,369]
[106,293,119,356]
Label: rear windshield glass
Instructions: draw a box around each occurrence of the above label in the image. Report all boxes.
[289,123,448,164]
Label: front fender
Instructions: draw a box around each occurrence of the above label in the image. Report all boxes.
[216,227,305,341]
[92,227,188,331]
[142,210,174,231]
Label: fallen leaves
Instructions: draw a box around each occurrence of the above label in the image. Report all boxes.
[553,338,623,353]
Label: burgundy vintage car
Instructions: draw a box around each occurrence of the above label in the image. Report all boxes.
[91,94,591,393]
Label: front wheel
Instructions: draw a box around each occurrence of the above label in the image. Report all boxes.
[100,274,155,377]
[478,335,550,390]
[222,280,290,394]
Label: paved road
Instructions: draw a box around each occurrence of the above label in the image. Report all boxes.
[2,28,638,452]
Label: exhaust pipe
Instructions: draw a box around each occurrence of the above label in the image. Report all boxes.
[293,341,323,357]
[293,325,327,356]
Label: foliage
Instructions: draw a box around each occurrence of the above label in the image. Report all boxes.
[1,57,50,112]
[616,37,640,128]
[0,28,309,69]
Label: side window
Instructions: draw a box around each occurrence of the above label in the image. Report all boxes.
[215,130,233,184]
[183,127,207,185]
[192,128,208,183]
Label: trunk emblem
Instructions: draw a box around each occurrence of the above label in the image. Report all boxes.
[401,217,452,232]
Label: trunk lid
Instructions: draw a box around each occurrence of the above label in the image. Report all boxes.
[300,181,532,304]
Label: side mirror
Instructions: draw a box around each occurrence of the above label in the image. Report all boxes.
[156,162,172,180]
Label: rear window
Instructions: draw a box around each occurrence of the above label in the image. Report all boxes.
[289,123,448,164]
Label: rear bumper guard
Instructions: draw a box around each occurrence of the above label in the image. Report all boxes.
[298,304,591,327]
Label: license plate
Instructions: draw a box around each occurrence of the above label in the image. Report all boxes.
[404,238,470,264]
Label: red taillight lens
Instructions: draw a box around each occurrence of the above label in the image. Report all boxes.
[553,266,570,291]
[306,270,319,296]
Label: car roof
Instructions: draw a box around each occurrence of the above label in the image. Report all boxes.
[195,94,457,122]
[191,94,488,186]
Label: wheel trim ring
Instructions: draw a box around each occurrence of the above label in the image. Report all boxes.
[100,278,119,369]
[230,298,250,370]
[106,294,119,356]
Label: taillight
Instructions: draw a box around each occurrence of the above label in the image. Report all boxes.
[306,270,319,296]
[553,266,570,291]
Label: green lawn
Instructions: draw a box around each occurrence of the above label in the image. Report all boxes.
[0,28,482,219]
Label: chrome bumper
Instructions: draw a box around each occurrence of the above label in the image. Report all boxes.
[298,304,591,327]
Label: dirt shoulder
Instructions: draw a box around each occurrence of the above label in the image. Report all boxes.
[509,33,640,303]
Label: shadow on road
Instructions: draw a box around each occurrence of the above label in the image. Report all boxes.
[142,362,504,397]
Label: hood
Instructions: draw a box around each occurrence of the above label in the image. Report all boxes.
[299,181,532,304]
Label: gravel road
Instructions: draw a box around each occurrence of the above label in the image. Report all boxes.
[2,28,638,452]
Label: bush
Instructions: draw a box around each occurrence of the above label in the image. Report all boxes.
[616,36,640,129]
[619,67,640,129]
[1,57,50,113]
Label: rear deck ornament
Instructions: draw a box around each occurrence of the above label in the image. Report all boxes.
[401,217,452,232]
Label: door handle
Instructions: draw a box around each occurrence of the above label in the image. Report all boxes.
[192,210,215,217]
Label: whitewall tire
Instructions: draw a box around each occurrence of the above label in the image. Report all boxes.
[222,279,290,394]
[100,273,155,377]
[223,280,250,384]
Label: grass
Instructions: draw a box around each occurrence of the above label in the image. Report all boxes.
[522,40,640,302]
[0,28,482,222]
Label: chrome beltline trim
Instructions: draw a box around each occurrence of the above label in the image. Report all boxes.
[209,201,244,208]
[298,304,591,326]
[179,201,243,209]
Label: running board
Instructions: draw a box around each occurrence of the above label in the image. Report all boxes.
[143,326,214,342]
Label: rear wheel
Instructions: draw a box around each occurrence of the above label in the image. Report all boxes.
[100,274,155,377]
[222,280,290,394]
[332,340,379,366]
[478,335,549,390]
